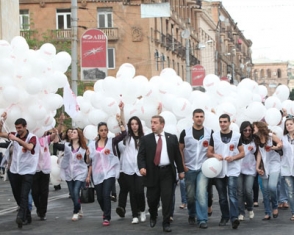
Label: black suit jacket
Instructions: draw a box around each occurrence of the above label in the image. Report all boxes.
[137,132,184,187]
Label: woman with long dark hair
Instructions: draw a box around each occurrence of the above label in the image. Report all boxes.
[119,116,146,224]
[253,121,282,220]
[237,121,257,221]
[88,110,126,226]
[53,128,90,221]
[281,116,294,221]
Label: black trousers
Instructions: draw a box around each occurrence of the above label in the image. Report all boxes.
[147,166,173,227]
[9,172,34,222]
[32,171,50,217]
[123,173,146,218]
[117,172,129,210]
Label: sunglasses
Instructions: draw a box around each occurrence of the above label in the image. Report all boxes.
[286,114,294,119]
[243,129,252,132]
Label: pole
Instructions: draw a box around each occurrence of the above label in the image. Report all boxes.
[186,38,191,84]
[71,0,78,95]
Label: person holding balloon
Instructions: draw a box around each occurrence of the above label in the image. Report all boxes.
[237,121,257,221]
[254,121,282,220]
[179,108,212,229]
[31,129,58,221]
[0,112,40,229]
[87,103,126,226]
[53,128,90,222]
[281,115,294,221]
[207,114,244,229]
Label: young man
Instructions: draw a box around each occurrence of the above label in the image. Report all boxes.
[207,114,244,229]
[0,113,39,229]
[137,115,184,232]
[179,109,211,229]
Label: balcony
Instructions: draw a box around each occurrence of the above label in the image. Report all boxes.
[51,29,72,40]
[20,30,36,39]
[99,27,119,41]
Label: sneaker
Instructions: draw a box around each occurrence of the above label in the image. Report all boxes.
[219,218,229,226]
[140,211,146,222]
[102,219,110,226]
[169,216,174,222]
[232,218,240,229]
[72,213,79,221]
[179,203,187,209]
[116,207,125,218]
[78,208,83,218]
[188,216,196,225]
[238,215,244,221]
[249,211,254,219]
[110,195,117,202]
[132,217,139,224]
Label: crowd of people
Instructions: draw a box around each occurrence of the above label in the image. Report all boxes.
[1,103,294,233]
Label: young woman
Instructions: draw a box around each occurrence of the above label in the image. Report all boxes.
[88,114,126,226]
[253,121,282,220]
[119,116,146,224]
[237,121,257,221]
[53,128,90,221]
[281,117,294,221]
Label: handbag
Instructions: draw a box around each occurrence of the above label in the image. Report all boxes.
[80,182,95,203]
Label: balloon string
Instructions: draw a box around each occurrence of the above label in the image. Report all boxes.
[1,118,10,134]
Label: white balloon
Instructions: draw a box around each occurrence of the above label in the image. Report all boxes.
[107,116,120,134]
[264,96,282,110]
[101,97,118,115]
[52,51,72,73]
[201,158,222,178]
[161,93,176,111]
[176,118,193,134]
[172,98,192,118]
[230,123,239,133]
[39,43,56,61]
[236,89,253,108]
[175,81,192,99]
[26,77,43,95]
[204,112,220,132]
[203,74,220,93]
[265,108,282,126]
[83,125,98,140]
[216,102,237,120]
[282,100,293,115]
[273,85,290,102]
[245,102,266,121]
[160,111,177,126]
[88,109,108,125]
[0,40,12,59]
[28,104,47,120]
[164,125,177,135]
[43,93,63,111]
[3,86,20,103]
[258,85,268,100]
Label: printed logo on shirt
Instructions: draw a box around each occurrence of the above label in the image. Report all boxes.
[229,144,234,151]
[203,140,209,147]
[76,153,82,160]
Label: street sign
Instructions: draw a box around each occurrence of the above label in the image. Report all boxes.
[191,64,206,86]
[80,29,108,80]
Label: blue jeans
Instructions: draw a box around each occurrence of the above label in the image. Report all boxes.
[278,176,288,203]
[185,169,208,224]
[179,179,187,204]
[284,176,294,215]
[94,177,115,221]
[261,172,280,216]
[66,180,84,214]
[237,174,254,215]
[28,190,33,211]
[215,176,238,222]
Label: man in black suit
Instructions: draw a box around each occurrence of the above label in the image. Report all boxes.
[138,115,184,232]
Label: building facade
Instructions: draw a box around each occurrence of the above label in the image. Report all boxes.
[19,0,252,86]
[252,59,289,96]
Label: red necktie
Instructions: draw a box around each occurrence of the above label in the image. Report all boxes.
[154,134,162,166]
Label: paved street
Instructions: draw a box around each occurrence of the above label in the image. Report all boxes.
[0,178,294,235]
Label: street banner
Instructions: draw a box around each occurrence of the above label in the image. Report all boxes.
[191,64,206,86]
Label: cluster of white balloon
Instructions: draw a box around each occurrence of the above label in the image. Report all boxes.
[0,36,70,136]
[78,64,290,140]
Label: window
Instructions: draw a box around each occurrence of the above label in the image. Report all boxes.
[19,10,29,30]
[108,48,115,69]
[56,9,71,29]
[277,69,282,78]
[266,69,271,78]
[260,69,264,78]
[98,8,113,28]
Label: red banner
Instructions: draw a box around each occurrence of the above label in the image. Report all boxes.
[80,29,108,80]
[191,65,206,86]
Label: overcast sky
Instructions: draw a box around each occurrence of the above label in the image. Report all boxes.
[217,0,294,61]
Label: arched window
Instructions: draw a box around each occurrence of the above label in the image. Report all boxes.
[260,69,264,78]
[266,69,271,78]
[277,69,282,78]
